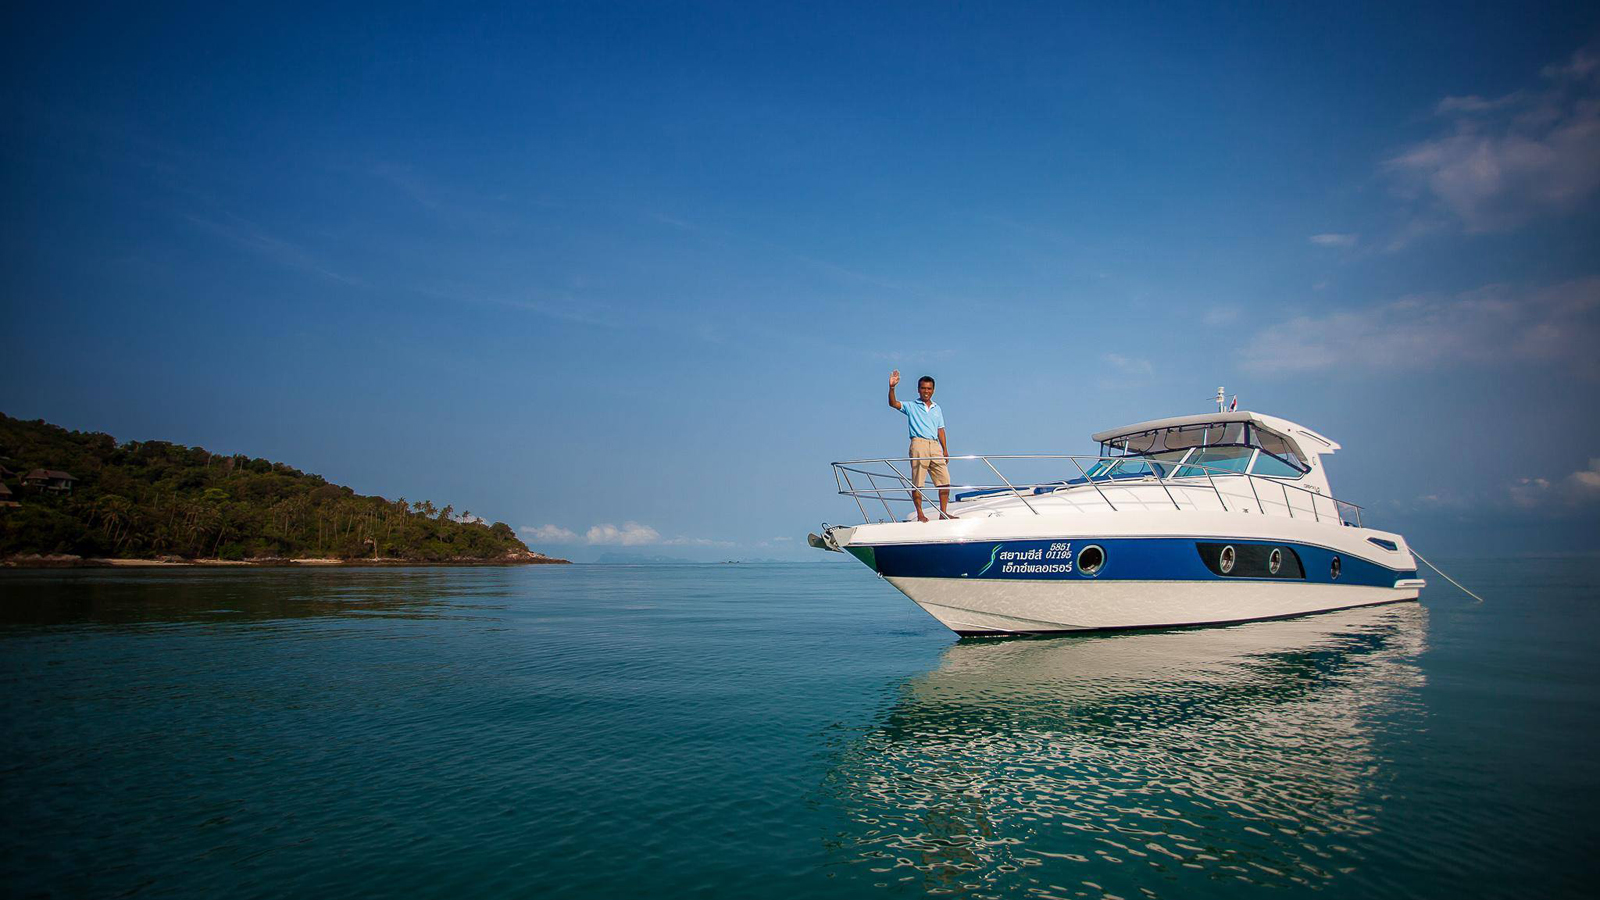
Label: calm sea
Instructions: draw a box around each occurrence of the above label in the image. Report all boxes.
[2,560,1596,899]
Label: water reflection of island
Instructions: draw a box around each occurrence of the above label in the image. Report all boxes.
[0,568,511,628]
[823,605,1428,896]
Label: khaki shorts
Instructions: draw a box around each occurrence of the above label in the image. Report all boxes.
[909,438,950,487]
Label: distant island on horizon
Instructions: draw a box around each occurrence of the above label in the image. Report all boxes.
[0,413,569,567]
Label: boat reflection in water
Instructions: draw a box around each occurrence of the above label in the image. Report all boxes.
[822,604,1427,896]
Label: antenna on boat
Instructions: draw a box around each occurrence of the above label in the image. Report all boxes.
[1215,386,1226,412]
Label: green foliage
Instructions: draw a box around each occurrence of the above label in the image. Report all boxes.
[0,414,536,561]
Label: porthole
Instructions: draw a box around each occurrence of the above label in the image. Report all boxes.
[1330,556,1342,580]
[1268,548,1283,575]
[1219,545,1236,574]
[1077,544,1105,576]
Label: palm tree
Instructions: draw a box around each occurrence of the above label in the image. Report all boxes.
[96,494,128,541]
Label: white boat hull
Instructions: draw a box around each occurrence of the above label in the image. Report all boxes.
[824,508,1424,636]
[887,576,1419,634]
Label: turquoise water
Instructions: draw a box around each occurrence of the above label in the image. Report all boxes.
[2,561,1596,898]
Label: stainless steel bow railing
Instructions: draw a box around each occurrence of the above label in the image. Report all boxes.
[831,455,1364,527]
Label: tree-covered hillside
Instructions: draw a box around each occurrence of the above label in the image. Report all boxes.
[0,414,561,563]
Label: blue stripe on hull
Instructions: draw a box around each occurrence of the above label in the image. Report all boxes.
[861,537,1413,588]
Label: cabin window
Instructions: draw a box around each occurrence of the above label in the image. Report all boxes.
[1175,446,1253,477]
[1249,452,1305,478]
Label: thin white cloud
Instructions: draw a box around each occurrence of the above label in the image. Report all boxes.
[520,524,579,543]
[1435,93,1525,115]
[1569,459,1600,496]
[490,295,637,331]
[585,522,661,546]
[1386,44,1600,233]
[185,213,364,286]
[646,211,698,230]
[1242,277,1600,376]
[661,535,736,547]
[1203,305,1241,325]
[524,521,732,547]
[1508,477,1555,509]
[1544,46,1600,81]
[1101,352,1154,377]
[1507,460,1600,509]
[642,208,911,295]
[367,162,535,231]
[1309,233,1359,248]
[870,349,959,363]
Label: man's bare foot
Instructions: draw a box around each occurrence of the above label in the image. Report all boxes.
[941,513,958,519]
[916,513,930,523]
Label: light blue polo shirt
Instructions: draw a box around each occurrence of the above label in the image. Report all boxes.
[900,399,945,440]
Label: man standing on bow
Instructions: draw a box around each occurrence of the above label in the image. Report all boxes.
[887,370,953,522]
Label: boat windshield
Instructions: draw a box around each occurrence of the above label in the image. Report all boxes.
[1085,449,1189,479]
[1085,444,1309,482]
[1174,446,1253,477]
[1100,420,1309,475]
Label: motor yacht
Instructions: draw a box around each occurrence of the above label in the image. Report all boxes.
[810,396,1425,635]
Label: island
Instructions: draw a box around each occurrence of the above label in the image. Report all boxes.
[0,413,569,567]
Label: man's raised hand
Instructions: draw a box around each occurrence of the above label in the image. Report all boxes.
[889,370,900,387]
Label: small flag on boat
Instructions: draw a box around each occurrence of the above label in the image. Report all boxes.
[1229,395,1238,411]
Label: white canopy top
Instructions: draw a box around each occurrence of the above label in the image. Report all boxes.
[1091,411,1340,462]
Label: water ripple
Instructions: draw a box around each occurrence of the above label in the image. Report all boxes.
[821,605,1430,897]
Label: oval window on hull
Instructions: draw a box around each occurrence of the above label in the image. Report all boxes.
[1077,544,1105,576]
[1331,556,1342,580]
[1219,545,1236,574]
[1269,548,1283,575]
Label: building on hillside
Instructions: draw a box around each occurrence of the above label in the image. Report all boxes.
[0,481,18,509]
[22,469,76,494]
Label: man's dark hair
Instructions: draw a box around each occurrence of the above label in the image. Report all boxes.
[918,375,935,388]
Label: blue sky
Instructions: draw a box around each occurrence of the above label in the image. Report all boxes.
[3,2,1598,559]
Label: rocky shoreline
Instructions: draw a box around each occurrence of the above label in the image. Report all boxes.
[3,551,571,568]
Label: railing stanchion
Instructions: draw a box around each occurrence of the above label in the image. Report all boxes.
[836,465,870,524]
[877,458,928,519]
[879,458,912,488]
[1203,467,1230,512]
[863,471,896,522]
[982,457,1038,515]
[1157,472,1181,510]
[1282,481,1294,518]
[1069,457,1118,512]
[1246,473,1265,514]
